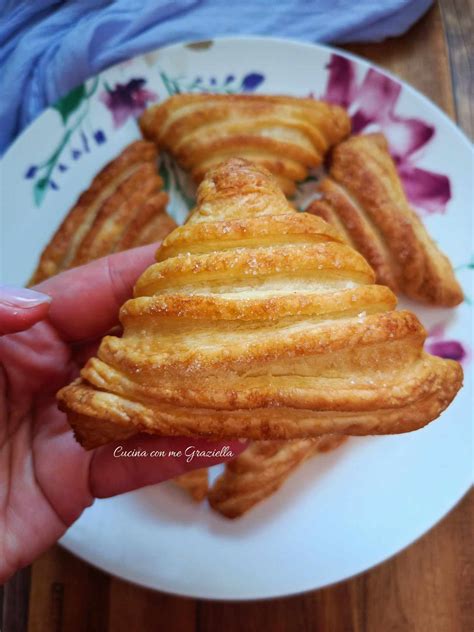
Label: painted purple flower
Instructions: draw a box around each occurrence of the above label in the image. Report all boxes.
[80,131,90,153]
[241,73,265,92]
[397,165,452,214]
[323,56,354,107]
[100,78,157,128]
[427,340,466,362]
[426,323,468,363]
[94,129,106,145]
[25,165,37,179]
[322,55,451,214]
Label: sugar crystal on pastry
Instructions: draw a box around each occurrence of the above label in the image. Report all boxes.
[30,140,174,284]
[308,133,463,307]
[140,94,351,196]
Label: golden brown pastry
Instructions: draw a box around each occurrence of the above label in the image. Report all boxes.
[57,158,463,449]
[30,140,175,284]
[30,142,209,498]
[308,133,463,307]
[174,468,209,502]
[208,436,347,519]
[139,94,350,195]
[179,435,346,508]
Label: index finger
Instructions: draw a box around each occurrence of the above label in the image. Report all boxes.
[34,243,157,342]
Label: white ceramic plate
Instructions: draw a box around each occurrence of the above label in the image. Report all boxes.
[1,37,472,600]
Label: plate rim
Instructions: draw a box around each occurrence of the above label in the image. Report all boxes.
[2,35,473,162]
[60,486,472,601]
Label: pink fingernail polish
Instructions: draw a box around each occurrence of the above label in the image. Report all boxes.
[0,285,52,308]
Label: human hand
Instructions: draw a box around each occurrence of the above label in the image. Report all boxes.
[0,245,245,582]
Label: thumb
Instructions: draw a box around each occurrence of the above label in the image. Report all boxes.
[0,285,51,335]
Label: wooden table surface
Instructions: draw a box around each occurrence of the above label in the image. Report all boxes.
[2,2,473,631]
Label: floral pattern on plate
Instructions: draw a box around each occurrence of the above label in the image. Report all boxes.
[321,54,451,214]
[22,49,470,361]
[24,76,156,206]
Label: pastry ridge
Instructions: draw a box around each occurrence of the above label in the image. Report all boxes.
[139,94,351,195]
[57,158,463,449]
[29,142,200,493]
[308,133,463,306]
[208,436,347,518]
[30,140,172,284]
[174,469,209,502]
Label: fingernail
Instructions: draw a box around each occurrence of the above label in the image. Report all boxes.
[238,438,248,444]
[0,285,52,308]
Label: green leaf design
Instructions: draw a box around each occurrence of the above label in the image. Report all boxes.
[455,255,474,272]
[33,177,49,206]
[53,84,86,124]
[160,72,181,96]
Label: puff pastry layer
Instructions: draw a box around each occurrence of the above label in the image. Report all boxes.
[208,436,346,518]
[174,468,209,502]
[139,94,350,195]
[28,140,193,491]
[308,134,463,306]
[30,140,175,284]
[58,158,463,449]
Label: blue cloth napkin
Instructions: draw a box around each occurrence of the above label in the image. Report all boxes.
[0,0,432,153]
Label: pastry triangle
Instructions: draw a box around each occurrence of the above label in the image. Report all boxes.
[140,94,350,195]
[30,141,174,284]
[208,436,346,519]
[58,158,463,449]
[308,133,463,306]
